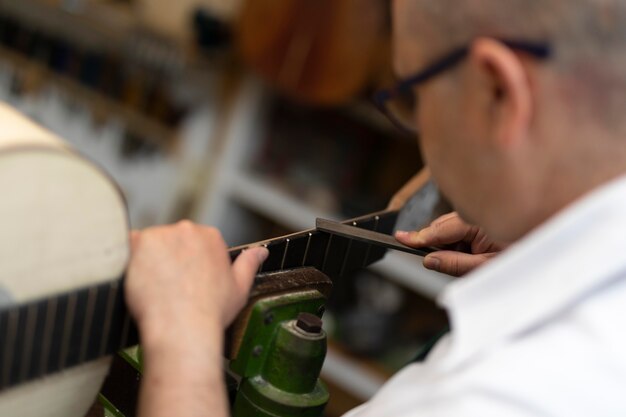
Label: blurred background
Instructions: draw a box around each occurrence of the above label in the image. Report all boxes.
[0,0,451,414]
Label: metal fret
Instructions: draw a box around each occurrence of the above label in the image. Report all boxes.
[339,222,357,276]
[79,287,97,363]
[58,293,77,370]
[100,282,119,356]
[257,244,269,274]
[2,310,18,387]
[302,233,312,266]
[362,215,379,267]
[39,298,57,376]
[280,239,290,270]
[19,304,37,382]
[321,234,334,272]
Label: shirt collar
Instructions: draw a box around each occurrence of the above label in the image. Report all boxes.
[436,174,626,368]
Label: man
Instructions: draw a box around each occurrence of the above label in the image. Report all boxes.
[126,0,626,415]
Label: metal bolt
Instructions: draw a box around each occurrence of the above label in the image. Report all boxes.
[264,312,274,325]
[252,345,263,357]
[296,312,323,334]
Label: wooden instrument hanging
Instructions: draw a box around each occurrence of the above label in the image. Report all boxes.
[235,0,389,105]
[0,104,442,416]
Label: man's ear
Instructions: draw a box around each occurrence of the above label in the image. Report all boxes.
[468,38,533,148]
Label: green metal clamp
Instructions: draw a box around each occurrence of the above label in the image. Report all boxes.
[99,268,332,417]
[230,289,329,417]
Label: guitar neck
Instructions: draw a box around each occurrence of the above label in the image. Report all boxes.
[0,209,399,392]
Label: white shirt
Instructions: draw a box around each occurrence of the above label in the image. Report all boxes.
[345,174,626,417]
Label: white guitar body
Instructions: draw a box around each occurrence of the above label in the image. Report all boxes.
[0,103,130,416]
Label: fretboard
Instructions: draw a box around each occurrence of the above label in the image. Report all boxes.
[0,209,399,391]
[0,278,138,391]
[230,210,398,280]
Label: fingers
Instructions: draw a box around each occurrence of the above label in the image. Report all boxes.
[395,212,478,248]
[223,247,268,326]
[423,251,498,277]
[430,211,459,226]
[232,247,269,293]
[400,212,494,276]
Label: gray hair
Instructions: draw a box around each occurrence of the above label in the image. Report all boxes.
[408,0,626,65]
[402,0,626,125]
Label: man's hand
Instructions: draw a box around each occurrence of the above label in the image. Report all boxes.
[395,212,505,277]
[126,220,268,341]
[125,220,268,417]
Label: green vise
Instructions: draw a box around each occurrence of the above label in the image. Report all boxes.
[228,267,332,417]
[97,267,332,417]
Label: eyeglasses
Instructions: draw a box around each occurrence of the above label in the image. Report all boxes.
[373,39,551,135]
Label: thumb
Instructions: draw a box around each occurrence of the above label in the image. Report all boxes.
[424,251,498,277]
[232,247,269,293]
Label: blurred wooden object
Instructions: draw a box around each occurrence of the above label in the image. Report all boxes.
[136,0,243,42]
[235,0,388,105]
[387,168,432,211]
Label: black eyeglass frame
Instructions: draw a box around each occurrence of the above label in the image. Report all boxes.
[373,39,552,134]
